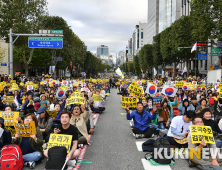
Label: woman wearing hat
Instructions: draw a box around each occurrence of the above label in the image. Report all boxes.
[70,102,89,144]
[37,107,53,143]
[40,94,49,109]
[0,117,12,149]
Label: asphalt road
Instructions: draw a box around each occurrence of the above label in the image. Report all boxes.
[80,89,198,170]
[23,88,198,170]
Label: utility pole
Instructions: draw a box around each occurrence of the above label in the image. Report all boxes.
[8,28,63,79]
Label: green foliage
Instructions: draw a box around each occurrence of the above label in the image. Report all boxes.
[153,34,163,66]
[190,0,222,41]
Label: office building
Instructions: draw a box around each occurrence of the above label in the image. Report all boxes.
[96,45,109,59]
[147,0,159,44]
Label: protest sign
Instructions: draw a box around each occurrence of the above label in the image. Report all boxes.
[3,96,14,103]
[121,97,137,108]
[73,82,79,87]
[0,111,19,126]
[152,97,162,107]
[190,125,215,144]
[11,83,19,90]
[5,126,16,136]
[127,81,143,98]
[60,84,71,91]
[47,110,57,117]
[13,121,37,137]
[10,80,16,84]
[47,134,72,153]
[67,91,85,105]
[175,81,184,88]
[92,94,102,101]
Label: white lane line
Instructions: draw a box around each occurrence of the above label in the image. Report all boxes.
[141,159,172,170]
[136,141,145,151]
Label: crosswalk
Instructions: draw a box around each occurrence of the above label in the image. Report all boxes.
[134,141,172,170]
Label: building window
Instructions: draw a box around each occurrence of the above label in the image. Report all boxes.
[141,32,143,39]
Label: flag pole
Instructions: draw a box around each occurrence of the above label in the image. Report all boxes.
[195,48,197,77]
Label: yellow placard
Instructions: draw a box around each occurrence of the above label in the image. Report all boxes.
[190,125,215,144]
[49,82,53,87]
[60,84,71,91]
[0,86,3,91]
[3,96,14,103]
[121,97,137,108]
[13,121,37,137]
[10,80,16,84]
[5,126,16,136]
[73,82,79,87]
[219,92,222,98]
[47,110,57,117]
[189,85,196,90]
[0,111,19,126]
[92,94,102,101]
[47,134,72,153]
[33,84,38,89]
[127,81,142,98]
[67,91,85,105]
[175,81,184,88]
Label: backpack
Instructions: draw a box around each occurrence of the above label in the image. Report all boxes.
[142,139,155,152]
[151,137,172,165]
[45,146,67,170]
[0,144,24,170]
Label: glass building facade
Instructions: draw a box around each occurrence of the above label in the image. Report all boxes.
[96,45,109,59]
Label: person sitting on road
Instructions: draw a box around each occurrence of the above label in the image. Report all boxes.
[196,98,208,116]
[36,107,53,143]
[44,111,80,169]
[188,116,222,168]
[91,91,105,114]
[13,113,44,169]
[202,108,222,148]
[0,117,11,149]
[178,98,195,116]
[21,92,34,111]
[126,102,157,139]
[84,94,94,134]
[52,103,62,127]
[166,111,195,148]
[70,102,89,144]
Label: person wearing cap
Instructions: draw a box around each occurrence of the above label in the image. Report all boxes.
[0,117,12,149]
[37,107,53,143]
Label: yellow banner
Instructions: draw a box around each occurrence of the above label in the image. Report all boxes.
[0,86,3,91]
[47,134,72,153]
[47,110,57,117]
[67,91,85,105]
[3,96,14,103]
[60,84,71,91]
[92,94,102,101]
[13,121,37,137]
[73,82,79,87]
[190,125,215,144]
[121,97,137,108]
[0,111,19,126]
[10,80,16,84]
[175,81,184,88]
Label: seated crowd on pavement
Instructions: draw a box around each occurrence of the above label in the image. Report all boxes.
[0,74,109,169]
[121,76,222,169]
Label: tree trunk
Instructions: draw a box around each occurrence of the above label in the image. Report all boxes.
[173,62,176,79]
[219,56,221,68]
[25,64,29,77]
[187,59,190,77]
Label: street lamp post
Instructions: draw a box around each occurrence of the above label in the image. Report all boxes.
[110,51,118,69]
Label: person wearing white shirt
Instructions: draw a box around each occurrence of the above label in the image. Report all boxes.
[166,111,195,148]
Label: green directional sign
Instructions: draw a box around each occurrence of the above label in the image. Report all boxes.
[51,30,63,34]
[212,48,222,56]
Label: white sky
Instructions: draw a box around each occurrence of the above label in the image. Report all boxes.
[47,0,147,56]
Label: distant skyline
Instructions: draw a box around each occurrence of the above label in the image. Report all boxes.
[47,0,147,55]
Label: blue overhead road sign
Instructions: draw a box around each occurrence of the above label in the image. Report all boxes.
[28,37,63,49]
[0,63,7,66]
[55,58,63,61]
